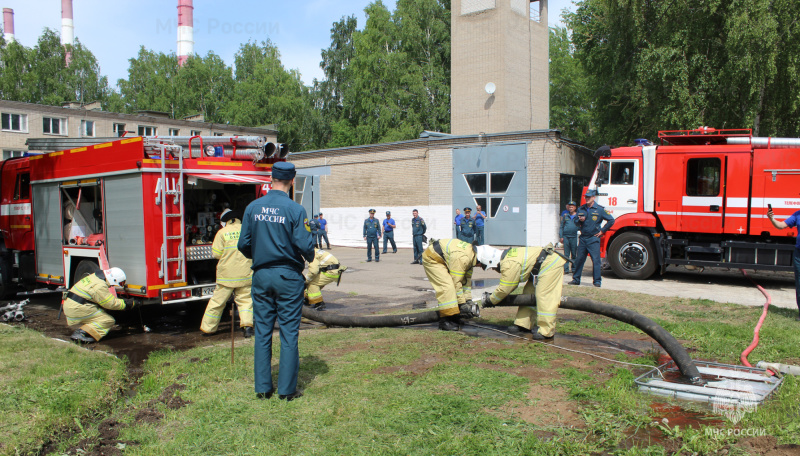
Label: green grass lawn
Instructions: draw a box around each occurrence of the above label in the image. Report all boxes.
[0,324,126,456]
[3,287,800,455]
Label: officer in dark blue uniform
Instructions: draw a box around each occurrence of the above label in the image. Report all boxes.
[458,207,476,243]
[363,209,382,262]
[309,214,321,248]
[569,189,615,287]
[238,161,314,401]
[411,209,426,264]
[559,201,580,273]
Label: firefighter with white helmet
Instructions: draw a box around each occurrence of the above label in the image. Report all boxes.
[64,267,133,343]
[477,244,566,340]
[200,209,254,337]
[422,238,481,331]
[305,249,347,311]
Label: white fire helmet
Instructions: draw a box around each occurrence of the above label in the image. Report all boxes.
[104,267,127,287]
[220,209,232,227]
[475,245,503,270]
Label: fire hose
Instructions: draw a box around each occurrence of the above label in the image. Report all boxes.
[301,296,703,383]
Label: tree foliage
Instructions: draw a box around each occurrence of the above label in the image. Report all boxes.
[549,26,594,144]
[0,28,110,106]
[566,0,800,146]
[317,0,450,148]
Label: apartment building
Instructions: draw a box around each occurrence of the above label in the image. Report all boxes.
[0,100,277,159]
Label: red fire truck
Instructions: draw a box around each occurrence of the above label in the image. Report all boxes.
[587,127,800,279]
[0,135,286,303]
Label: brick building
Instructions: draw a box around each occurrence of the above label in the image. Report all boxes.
[0,100,277,158]
[291,129,594,248]
[291,0,595,248]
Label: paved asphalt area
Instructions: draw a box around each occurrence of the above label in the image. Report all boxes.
[315,245,798,312]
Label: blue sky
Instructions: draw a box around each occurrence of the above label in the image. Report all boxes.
[2,0,576,88]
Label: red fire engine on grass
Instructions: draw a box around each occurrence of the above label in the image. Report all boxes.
[0,135,286,303]
[587,127,800,279]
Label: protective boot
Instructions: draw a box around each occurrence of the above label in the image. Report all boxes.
[313,302,326,311]
[438,315,461,331]
[70,329,96,343]
[506,324,530,334]
[531,326,554,341]
[242,326,254,338]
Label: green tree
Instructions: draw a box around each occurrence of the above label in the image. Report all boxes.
[0,28,109,106]
[320,0,451,148]
[116,47,181,116]
[549,26,594,144]
[566,0,800,146]
[315,15,358,147]
[176,53,234,123]
[223,40,319,151]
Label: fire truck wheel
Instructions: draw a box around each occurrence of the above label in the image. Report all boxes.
[608,231,657,280]
[73,260,100,286]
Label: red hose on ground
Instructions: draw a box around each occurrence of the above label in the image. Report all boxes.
[739,269,772,371]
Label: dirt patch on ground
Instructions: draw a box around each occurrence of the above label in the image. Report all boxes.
[498,383,584,428]
[133,408,165,424]
[736,436,800,456]
[371,355,446,380]
[63,436,136,456]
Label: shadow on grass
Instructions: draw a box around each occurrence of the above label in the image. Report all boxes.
[299,355,329,389]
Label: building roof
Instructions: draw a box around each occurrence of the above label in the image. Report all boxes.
[0,99,277,135]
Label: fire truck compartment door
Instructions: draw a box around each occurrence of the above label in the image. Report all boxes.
[33,183,64,281]
[186,173,272,184]
[680,156,724,233]
[104,175,147,289]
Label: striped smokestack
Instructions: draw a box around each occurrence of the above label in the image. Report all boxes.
[61,0,74,65]
[177,0,194,66]
[2,8,14,42]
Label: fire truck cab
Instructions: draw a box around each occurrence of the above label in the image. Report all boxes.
[0,136,286,303]
[587,128,800,279]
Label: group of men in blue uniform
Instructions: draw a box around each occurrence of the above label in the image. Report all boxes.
[361,208,428,264]
[308,213,330,249]
[455,205,486,245]
[560,189,615,287]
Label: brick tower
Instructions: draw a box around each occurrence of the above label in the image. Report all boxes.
[450,0,549,134]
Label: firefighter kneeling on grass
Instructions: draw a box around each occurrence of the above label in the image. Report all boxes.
[477,244,566,340]
[200,209,254,338]
[64,267,133,343]
[305,249,347,311]
[422,238,484,331]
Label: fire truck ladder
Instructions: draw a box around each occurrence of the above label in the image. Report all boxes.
[155,143,186,285]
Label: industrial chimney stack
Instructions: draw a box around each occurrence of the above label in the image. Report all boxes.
[177,0,194,66]
[61,0,74,65]
[2,8,14,43]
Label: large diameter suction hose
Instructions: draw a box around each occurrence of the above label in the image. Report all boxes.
[302,306,440,328]
[301,303,481,328]
[494,294,702,383]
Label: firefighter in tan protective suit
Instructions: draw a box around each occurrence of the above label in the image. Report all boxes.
[477,245,566,340]
[422,238,481,331]
[305,249,347,311]
[200,209,254,337]
[64,267,132,343]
